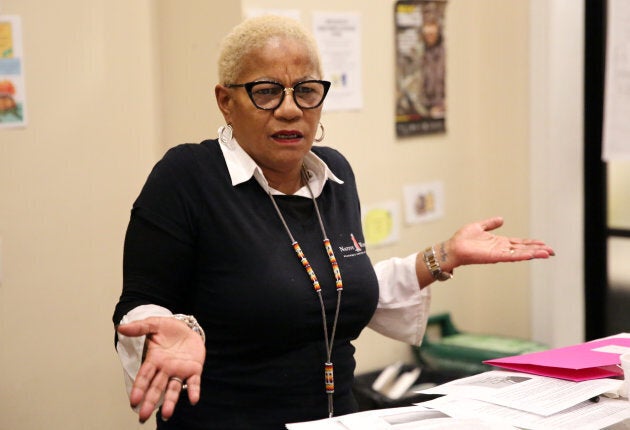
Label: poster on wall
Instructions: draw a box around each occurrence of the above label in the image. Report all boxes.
[394,1,447,137]
[313,12,363,111]
[0,15,26,128]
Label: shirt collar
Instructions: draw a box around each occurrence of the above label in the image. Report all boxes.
[218,134,344,197]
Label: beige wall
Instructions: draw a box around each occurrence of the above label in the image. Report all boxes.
[0,2,161,429]
[0,1,575,428]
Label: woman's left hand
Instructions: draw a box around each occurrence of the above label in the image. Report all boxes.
[445,216,555,269]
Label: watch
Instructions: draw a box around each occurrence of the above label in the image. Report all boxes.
[423,246,453,281]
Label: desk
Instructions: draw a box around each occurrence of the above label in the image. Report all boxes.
[608,419,630,429]
[288,370,630,430]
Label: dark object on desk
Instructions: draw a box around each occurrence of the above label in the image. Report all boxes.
[353,364,456,411]
[411,313,548,376]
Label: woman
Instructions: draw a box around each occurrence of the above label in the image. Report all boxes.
[113,15,554,429]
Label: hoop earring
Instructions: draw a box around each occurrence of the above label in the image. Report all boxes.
[218,124,234,148]
[314,122,325,143]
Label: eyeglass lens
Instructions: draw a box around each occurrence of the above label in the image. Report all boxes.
[249,81,326,110]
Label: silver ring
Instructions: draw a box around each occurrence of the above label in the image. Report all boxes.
[169,377,188,390]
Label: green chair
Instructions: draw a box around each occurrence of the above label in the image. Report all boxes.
[411,313,547,377]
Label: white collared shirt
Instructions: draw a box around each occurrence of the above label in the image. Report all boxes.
[116,135,430,396]
[218,131,344,197]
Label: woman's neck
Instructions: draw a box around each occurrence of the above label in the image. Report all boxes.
[265,166,305,195]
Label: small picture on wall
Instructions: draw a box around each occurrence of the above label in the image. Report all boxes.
[394,0,447,137]
[403,181,444,224]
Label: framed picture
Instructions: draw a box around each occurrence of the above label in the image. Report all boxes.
[394,1,447,137]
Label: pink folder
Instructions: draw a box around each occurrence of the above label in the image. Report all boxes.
[483,336,629,381]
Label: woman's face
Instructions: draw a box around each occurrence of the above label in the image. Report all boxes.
[422,23,439,47]
[217,37,323,179]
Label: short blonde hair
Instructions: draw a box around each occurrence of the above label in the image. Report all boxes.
[218,15,323,84]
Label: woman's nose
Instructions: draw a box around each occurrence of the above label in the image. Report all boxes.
[274,89,303,119]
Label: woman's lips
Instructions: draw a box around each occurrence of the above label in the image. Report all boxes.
[272,130,304,143]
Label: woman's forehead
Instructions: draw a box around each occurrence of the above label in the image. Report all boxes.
[237,38,320,81]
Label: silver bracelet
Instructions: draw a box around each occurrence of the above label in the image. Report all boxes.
[172,314,206,343]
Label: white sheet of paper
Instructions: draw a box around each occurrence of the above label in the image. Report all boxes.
[312,12,363,112]
[285,404,518,430]
[418,370,622,416]
[421,396,630,430]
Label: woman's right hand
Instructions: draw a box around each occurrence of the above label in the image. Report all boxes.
[117,316,206,423]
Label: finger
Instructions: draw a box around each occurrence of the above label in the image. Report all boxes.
[129,361,157,407]
[509,238,546,246]
[480,216,504,232]
[528,243,556,255]
[530,248,554,258]
[501,245,552,261]
[117,318,161,337]
[138,370,169,423]
[508,239,555,257]
[185,374,202,405]
[160,378,184,421]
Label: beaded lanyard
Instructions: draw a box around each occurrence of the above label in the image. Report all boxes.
[267,167,343,418]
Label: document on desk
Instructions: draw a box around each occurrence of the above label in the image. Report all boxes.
[418,370,623,416]
[421,395,630,430]
[285,404,519,429]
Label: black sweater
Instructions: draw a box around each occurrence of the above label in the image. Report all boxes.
[113,140,380,429]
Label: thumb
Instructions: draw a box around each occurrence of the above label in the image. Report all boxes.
[116,317,161,337]
[480,216,504,232]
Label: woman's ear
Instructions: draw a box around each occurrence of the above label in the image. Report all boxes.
[215,84,232,122]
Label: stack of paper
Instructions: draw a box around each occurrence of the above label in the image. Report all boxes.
[418,370,627,430]
[286,334,630,429]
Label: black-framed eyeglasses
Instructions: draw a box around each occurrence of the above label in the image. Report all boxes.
[226,80,331,110]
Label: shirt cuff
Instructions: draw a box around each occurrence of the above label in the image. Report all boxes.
[116,304,173,400]
[369,253,431,345]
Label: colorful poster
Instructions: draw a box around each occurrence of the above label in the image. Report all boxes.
[0,15,26,128]
[395,1,447,137]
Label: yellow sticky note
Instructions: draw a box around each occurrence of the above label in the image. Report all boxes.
[364,208,394,245]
